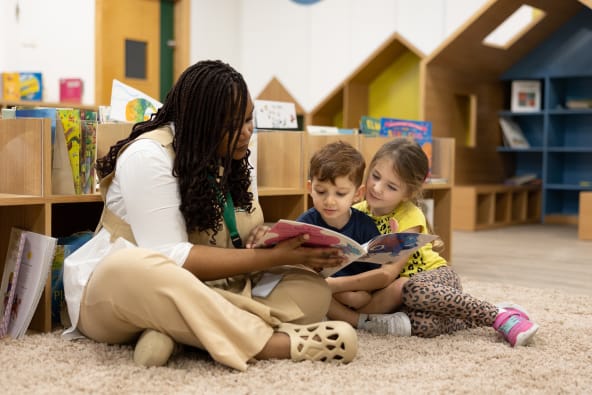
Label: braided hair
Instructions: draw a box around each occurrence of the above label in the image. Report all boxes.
[96,60,254,235]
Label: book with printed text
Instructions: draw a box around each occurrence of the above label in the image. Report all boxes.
[0,228,27,338]
[5,228,57,338]
[257,219,437,277]
[379,117,433,176]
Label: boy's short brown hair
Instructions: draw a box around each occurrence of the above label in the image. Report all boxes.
[309,141,365,187]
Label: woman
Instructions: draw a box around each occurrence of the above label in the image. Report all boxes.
[63,60,357,371]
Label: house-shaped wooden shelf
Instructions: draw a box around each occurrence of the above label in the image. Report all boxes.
[421,0,592,224]
[307,32,425,129]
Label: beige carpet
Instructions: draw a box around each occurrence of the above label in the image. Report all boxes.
[1,278,591,394]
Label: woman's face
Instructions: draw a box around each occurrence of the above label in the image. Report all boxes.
[218,95,255,160]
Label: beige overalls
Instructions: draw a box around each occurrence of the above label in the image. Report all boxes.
[77,127,331,371]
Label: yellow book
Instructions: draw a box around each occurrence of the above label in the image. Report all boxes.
[57,109,82,194]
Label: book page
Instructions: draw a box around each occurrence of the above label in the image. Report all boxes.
[357,233,438,265]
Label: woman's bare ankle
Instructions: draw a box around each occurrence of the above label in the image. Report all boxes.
[255,332,290,360]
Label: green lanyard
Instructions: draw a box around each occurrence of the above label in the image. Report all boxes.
[222,191,243,248]
[209,172,242,248]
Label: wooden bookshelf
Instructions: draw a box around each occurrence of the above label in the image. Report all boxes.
[1,117,455,334]
[452,184,541,231]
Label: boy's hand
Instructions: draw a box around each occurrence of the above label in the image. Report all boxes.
[244,224,272,248]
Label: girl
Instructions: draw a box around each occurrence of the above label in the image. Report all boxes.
[349,137,539,347]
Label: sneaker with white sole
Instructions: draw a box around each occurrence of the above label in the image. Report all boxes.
[493,303,539,347]
[360,312,412,336]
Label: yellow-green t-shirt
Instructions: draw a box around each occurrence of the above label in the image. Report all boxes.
[353,200,447,277]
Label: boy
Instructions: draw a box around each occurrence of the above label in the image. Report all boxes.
[296,141,411,335]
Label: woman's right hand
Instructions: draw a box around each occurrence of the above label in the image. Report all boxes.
[270,233,345,273]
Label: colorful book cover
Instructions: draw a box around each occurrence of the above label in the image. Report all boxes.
[110,79,162,123]
[57,109,82,194]
[51,231,93,325]
[80,119,97,194]
[379,117,433,177]
[19,72,43,101]
[359,116,381,136]
[7,230,57,339]
[2,72,20,101]
[59,78,83,104]
[0,228,26,338]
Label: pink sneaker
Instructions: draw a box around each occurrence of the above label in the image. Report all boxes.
[493,303,539,347]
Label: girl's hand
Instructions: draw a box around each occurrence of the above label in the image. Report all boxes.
[244,224,272,248]
[389,218,399,233]
[271,234,345,272]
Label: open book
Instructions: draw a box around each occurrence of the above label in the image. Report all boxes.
[257,219,438,277]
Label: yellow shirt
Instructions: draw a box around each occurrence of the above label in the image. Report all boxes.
[353,200,447,277]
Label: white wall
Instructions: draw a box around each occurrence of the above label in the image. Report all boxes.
[0,0,95,104]
[0,0,491,109]
[190,0,489,112]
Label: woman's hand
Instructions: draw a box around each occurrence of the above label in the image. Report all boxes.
[270,233,345,272]
[244,224,272,248]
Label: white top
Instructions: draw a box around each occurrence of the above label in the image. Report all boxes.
[63,137,193,337]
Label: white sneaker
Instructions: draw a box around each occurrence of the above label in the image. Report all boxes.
[362,312,412,336]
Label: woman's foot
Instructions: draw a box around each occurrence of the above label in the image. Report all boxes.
[276,321,358,363]
[133,329,176,367]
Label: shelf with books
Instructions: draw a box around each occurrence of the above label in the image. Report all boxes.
[0,118,104,334]
[0,100,98,112]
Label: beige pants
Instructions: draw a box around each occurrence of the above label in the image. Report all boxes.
[78,247,331,371]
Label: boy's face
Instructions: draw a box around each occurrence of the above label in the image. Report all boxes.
[308,175,364,229]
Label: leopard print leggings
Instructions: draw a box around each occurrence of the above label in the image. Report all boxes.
[401,266,499,338]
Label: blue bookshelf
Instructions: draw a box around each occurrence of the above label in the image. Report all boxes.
[500,9,592,222]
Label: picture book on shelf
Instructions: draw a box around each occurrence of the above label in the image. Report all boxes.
[379,117,433,176]
[359,116,381,136]
[110,79,162,123]
[256,219,438,277]
[3,228,57,339]
[0,228,27,338]
[59,78,83,104]
[2,72,20,101]
[499,117,530,148]
[19,72,43,101]
[253,100,299,130]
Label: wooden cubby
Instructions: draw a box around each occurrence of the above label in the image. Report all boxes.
[0,118,103,333]
[420,0,591,226]
[452,184,541,231]
[306,31,424,129]
[1,116,454,334]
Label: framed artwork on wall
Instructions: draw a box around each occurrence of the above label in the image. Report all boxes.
[511,80,541,112]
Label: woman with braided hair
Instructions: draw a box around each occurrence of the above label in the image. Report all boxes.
[63,60,357,371]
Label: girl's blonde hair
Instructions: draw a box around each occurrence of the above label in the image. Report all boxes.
[368,137,444,252]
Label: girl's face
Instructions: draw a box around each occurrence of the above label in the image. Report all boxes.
[308,176,364,230]
[364,157,409,216]
[218,95,254,160]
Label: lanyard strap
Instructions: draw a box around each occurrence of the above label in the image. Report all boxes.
[222,192,243,248]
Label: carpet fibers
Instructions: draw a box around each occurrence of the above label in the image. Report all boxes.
[1,278,591,394]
